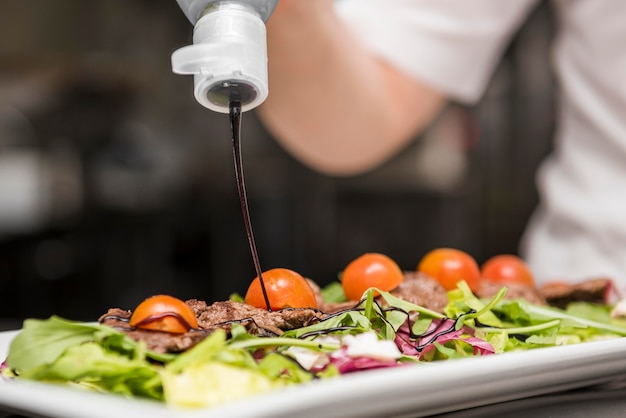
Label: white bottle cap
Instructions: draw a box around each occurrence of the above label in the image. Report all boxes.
[171,3,268,113]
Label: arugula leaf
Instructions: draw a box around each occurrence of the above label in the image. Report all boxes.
[167,330,257,374]
[257,352,314,383]
[445,281,503,327]
[495,300,626,337]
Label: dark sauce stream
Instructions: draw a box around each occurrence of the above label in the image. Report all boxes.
[229,100,272,311]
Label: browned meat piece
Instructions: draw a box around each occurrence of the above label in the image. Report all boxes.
[187,299,325,332]
[99,300,327,354]
[320,300,361,314]
[99,306,131,323]
[539,278,615,309]
[476,280,547,305]
[387,272,449,313]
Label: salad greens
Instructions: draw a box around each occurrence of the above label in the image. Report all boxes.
[5,316,170,399]
[3,281,626,409]
[161,328,318,408]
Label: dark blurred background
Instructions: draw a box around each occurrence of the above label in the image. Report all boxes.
[0,1,554,327]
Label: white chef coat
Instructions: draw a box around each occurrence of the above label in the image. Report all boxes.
[336,0,626,288]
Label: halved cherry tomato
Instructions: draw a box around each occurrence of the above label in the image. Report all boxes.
[417,248,481,292]
[341,253,404,301]
[481,254,535,287]
[129,294,198,334]
[244,268,318,310]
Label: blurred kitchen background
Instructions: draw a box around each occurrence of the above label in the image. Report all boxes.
[0,1,554,327]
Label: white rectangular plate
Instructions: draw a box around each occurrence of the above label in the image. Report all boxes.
[2,329,626,418]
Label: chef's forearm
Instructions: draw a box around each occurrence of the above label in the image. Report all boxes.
[258,0,446,176]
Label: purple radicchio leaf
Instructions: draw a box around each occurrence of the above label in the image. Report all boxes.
[394,318,494,359]
[328,347,403,374]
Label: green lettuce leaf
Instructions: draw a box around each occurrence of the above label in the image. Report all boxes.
[8,316,114,371]
[162,362,280,408]
[7,316,173,373]
[7,316,169,400]
[320,281,347,303]
[21,342,163,399]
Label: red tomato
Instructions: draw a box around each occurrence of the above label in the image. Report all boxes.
[129,294,199,334]
[481,254,535,287]
[417,248,481,292]
[341,253,404,301]
[244,268,318,310]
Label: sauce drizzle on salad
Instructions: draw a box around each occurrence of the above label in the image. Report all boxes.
[296,299,473,353]
[99,313,205,333]
[229,100,271,311]
[130,312,197,332]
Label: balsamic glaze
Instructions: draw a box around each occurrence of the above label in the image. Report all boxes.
[298,298,467,352]
[99,313,203,333]
[229,100,271,311]
[131,312,196,331]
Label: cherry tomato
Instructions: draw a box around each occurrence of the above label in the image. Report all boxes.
[481,254,535,287]
[417,248,481,292]
[244,268,318,310]
[341,253,404,301]
[129,294,199,334]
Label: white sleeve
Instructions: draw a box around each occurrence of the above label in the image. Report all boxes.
[335,0,539,103]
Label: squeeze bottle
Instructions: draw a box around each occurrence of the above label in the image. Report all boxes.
[172,0,279,113]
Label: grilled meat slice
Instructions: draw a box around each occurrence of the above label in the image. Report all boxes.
[476,280,547,305]
[187,299,325,333]
[540,278,615,309]
[388,272,449,313]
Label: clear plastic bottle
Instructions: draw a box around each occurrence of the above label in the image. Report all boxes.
[172,0,279,113]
